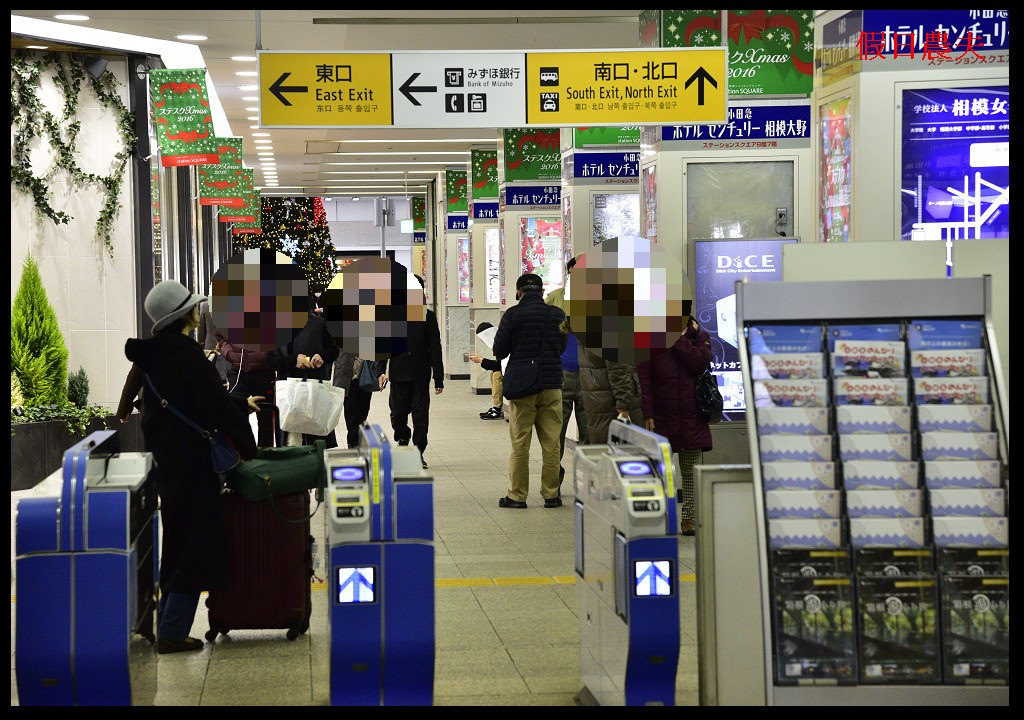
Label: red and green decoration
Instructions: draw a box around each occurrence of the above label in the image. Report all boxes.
[639,9,661,48]
[655,10,814,97]
[219,169,256,222]
[199,137,245,207]
[149,67,220,167]
[446,170,468,214]
[574,127,641,147]
[229,189,262,235]
[232,197,336,293]
[503,129,561,182]
[412,196,426,232]
[471,149,499,199]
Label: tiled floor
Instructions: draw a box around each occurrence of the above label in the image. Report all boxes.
[11,379,698,706]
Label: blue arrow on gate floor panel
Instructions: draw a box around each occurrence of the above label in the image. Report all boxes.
[337,567,375,603]
[634,560,672,597]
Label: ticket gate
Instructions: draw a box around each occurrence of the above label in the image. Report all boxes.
[325,423,434,706]
[15,430,158,706]
[573,419,682,706]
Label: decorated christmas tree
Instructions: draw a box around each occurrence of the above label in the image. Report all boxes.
[233,196,336,293]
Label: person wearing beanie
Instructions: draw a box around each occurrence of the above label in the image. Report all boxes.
[124,280,259,654]
[489,273,567,509]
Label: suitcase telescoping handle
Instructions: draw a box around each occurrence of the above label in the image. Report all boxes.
[60,429,120,552]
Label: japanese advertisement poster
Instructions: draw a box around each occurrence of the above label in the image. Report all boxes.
[819,96,852,243]
[592,193,641,245]
[520,217,564,297]
[149,68,220,167]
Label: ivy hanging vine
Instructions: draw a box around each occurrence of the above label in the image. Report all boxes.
[11,50,137,258]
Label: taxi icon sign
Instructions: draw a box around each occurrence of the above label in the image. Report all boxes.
[540,93,558,112]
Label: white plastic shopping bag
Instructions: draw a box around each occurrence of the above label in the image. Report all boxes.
[275,377,345,436]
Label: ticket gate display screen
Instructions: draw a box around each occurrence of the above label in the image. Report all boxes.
[634,560,673,597]
[332,466,367,483]
[617,460,653,476]
[336,566,376,604]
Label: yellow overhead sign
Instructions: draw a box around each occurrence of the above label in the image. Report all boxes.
[525,49,727,126]
[259,52,393,127]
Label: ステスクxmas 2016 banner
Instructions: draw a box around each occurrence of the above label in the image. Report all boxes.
[150,68,220,166]
[199,137,245,207]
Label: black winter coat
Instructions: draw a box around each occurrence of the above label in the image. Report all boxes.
[124,333,257,593]
[492,291,567,392]
[383,309,444,387]
[268,313,340,383]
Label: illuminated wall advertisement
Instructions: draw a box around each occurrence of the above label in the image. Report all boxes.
[819,96,851,243]
[520,217,564,296]
[457,235,471,303]
[694,238,797,421]
[485,226,501,304]
[643,165,658,243]
[901,86,1009,241]
[593,193,641,245]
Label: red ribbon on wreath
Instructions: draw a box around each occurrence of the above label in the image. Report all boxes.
[684,12,722,46]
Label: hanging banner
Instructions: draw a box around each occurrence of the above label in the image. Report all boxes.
[412,196,426,231]
[659,10,814,97]
[471,149,499,199]
[149,68,220,167]
[199,137,246,207]
[219,170,256,222]
[570,151,640,179]
[446,170,468,214]
[502,128,561,182]
[574,126,642,147]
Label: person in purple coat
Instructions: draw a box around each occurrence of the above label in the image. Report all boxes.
[637,316,713,536]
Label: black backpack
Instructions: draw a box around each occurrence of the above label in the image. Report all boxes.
[695,365,724,424]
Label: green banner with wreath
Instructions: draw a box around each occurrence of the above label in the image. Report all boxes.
[150,67,220,167]
[503,129,561,182]
[199,137,246,207]
[446,170,468,214]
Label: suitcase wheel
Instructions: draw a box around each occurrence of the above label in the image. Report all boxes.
[286,626,302,641]
[205,628,227,642]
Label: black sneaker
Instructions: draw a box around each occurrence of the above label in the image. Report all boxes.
[480,406,504,420]
[156,636,205,654]
[544,497,563,508]
[397,440,409,446]
[498,496,527,509]
[421,456,428,469]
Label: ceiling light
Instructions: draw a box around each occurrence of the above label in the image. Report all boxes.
[235,71,258,77]
[257,152,274,156]
[245,107,259,112]
[329,150,470,157]
[239,87,258,93]
[54,14,89,21]
[231,55,258,62]
[175,34,208,41]
[252,132,271,137]
[26,45,49,50]
[325,161,460,166]
[253,139,273,144]
[247,116,259,122]
[337,138,493,144]
[249,125,259,130]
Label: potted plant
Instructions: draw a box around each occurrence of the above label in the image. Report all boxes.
[10,255,140,491]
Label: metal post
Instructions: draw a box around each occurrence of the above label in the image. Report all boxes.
[380,197,387,258]
[255,10,262,50]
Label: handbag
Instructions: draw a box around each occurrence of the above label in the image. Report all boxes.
[276,375,346,436]
[143,373,241,474]
[358,359,380,393]
[695,364,724,424]
[501,307,552,400]
[225,440,327,502]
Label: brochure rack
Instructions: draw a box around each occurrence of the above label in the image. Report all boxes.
[737,276,1008,706]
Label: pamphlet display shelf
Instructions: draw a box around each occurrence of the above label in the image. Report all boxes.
[736,276,1008,706]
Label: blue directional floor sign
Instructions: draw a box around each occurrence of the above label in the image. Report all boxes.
[634,560,672,597]
[337,566,376,603]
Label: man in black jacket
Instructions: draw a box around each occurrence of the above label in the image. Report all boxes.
[379,275,444,469]
[491,273,567,509]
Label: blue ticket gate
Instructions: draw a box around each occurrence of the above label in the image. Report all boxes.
[325,423,434,705]
[15,430,158,705]
[573,419,682,706]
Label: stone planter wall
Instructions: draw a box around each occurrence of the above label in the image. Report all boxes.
[10,414,145,492]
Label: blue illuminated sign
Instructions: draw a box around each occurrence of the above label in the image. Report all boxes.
[447,215,468,231]
[332,466,366,482]
[337,566,375,603]
[661,104,811,144]
[634,560,672,597]
[900,86,1008,242]
[572,152,639,179]
[618,461,653,476]
[506,185,561,206]
[472,202,499,220]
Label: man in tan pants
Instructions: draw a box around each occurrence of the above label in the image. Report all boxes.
[490,273,567,509]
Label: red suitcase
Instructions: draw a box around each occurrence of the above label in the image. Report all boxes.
[205,490,313,641]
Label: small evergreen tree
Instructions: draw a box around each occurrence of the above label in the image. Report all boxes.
[11,372,25,408]
[11,254,68,406]
[68,366,89,408]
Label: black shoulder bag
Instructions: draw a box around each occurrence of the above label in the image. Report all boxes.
[501,307,552,400]
[695,364,724,424]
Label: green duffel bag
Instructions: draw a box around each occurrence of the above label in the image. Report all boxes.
[225,439,327,502]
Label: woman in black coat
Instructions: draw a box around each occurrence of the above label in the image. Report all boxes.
[125,281,258,653]
[268,306,342,448]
